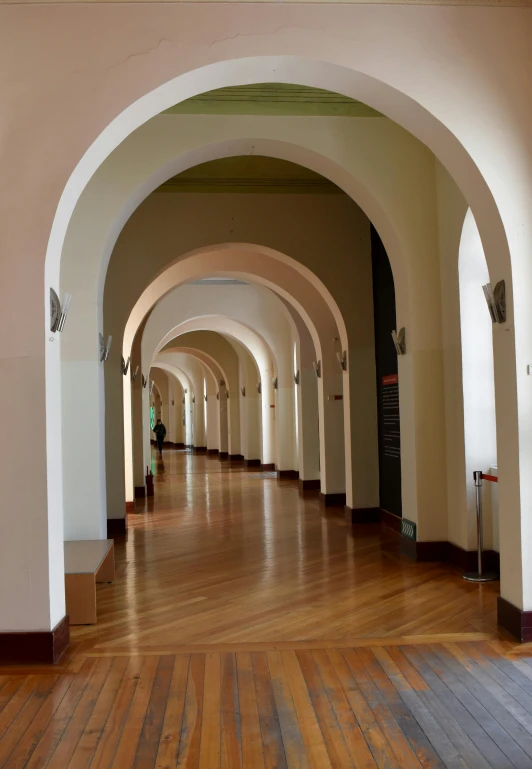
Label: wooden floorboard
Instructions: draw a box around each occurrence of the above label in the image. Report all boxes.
[1,449,531,767]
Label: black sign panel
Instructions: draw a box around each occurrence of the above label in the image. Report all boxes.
[371,227,402,518]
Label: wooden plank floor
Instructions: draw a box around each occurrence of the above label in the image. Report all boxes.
[2,449,531,767]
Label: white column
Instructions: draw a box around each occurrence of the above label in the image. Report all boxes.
[298,366,320,482]
[319,360,346,497]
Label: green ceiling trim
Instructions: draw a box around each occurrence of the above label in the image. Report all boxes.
[157,178,341,194]
[163,84,382,118]
[156,156,343,195]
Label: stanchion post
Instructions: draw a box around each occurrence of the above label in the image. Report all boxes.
[463,470,498,582]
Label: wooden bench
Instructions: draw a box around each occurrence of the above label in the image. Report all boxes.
[64,539,115,625]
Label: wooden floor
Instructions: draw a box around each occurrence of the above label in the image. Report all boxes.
[2,450,532,768]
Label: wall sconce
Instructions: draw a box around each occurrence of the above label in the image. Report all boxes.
[100,334,112,362]
[272,377,278,390]
[219,379,225,387]
[204,394,208,402]
[216,392,220,400]
[483,280,506,324]
[171,399,175,406]
[336,351,348,371]
[226,391,230,399]
[182,397,186,405]
[192,395,196,404]
[313,360,322,378]
[294,370,300,385]
[391,328,406,356]
[257,381,262,395]
[50,289,72,333]
[241,386,246,397]
[121,356,130,376]
[131,365,139,382]
[149,380,154,395]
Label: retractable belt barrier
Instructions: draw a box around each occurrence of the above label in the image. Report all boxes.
[463,471,499,583]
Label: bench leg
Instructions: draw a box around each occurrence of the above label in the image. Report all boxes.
[96,543,115,583]
[65,573,97,624]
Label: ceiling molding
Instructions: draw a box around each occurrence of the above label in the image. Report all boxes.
[164,84,383,118]
[3,1,528,5]
[156,156,343,195]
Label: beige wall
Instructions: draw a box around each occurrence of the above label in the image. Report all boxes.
[1,3,531,630]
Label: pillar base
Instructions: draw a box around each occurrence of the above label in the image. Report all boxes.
[0,615,69,665]
[261,463,276,472]
[277,470,299,481]
[219,452,229,460]
[193,446,207,454]
[244,458,261,468]
[319,492,347,507]
[299,479,320,495]
[497,597,532,643]
[344,506,381,524]
[207,449,219,456]
[229,454,244,463]
[134,486,146,499]
[107,517,127,538]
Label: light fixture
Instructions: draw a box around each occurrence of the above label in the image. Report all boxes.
[149,380,154,395]
[182,396,186,405]
[121,356,130,376]
[226,391,230,399]
[204,394,208,402]
[50,289,72,333]
[272,377,278,390]
[192,395,196,404]
[241,386,246,397]
[142,374,148,389]
[294,370,300,385]
[131,365,139,382]
[482,280,506,324]
[391,328,406,356]
[257,381,262,395]
[171,399,175,406]
[219,379,225,387]
[336,351,348,371]
[313,360,322,379]
[100,334,112,363]
[216,392,220,400]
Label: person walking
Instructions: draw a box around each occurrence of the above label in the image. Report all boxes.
[153,418,167,456]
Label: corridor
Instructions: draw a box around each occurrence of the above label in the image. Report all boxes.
[78,450,499,650]
[0,452,531,768]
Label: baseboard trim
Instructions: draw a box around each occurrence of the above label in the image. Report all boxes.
[261,463,276,472]
[134,486,146,499]
[206,449,219,456]
[344,506,382,524]
[379,518,501,571]
[219,452,229,461]
[0,615,70,665]
[107,518,127,538]
[193,446,207,454]
[299,479,320,494]
[497,597,532,643]
[277,470,299,481]
[244,458,261,468]
[229,454,244,463]
[125,501,135,513]
[320,492,347,507]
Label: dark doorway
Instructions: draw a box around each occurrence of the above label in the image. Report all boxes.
[371,226,402,518]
